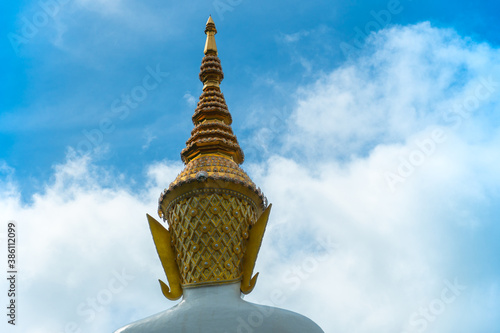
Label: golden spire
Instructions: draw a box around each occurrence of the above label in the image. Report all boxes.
[204,16,217,56]
[181,17,243,164]
[149,17,270,301]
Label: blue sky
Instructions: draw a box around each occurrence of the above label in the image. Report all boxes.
[1,0,500,332]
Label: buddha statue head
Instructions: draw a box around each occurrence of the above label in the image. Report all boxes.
[148,16,271,300]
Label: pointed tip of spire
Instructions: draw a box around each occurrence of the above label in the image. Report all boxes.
[204,15,218,55]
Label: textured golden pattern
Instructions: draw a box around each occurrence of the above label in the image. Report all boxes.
[192,89,230,122]
[166,191,257,286]
[180,84,243,164]
[158,154,267,221]
[199,55,224,85]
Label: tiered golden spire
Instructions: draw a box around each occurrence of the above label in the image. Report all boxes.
[181,16,244,165]
[147,17,270,301]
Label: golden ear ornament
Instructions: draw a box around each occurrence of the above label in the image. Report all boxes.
[240,204,272,294]
[147,214,183,300]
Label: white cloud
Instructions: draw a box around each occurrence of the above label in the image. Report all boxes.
[0,155,183,333]
[183,92,197,107]
[279,30,311,44]
[246,132,500,331]
[246,22,500,332]
[141,131,157,150]
[286,22,500,160]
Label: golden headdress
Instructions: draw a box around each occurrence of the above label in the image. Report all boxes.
[147,16,271,300]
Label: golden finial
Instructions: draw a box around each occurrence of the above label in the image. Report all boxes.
[204,16,218,55]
